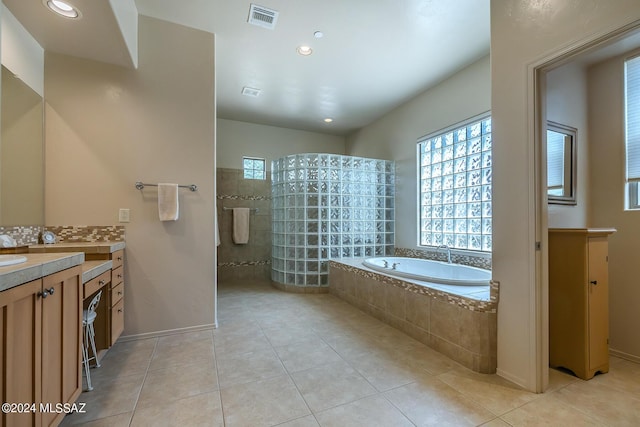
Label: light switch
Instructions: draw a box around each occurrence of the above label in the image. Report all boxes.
[119,208,130,223]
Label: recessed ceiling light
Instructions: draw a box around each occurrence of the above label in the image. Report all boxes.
[43,0,81,19]
[324,118,333,123]
[297,45,313,56]
[314,31,324,39]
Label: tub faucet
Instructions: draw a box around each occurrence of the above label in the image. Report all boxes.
[437,244,452,264]
[382,260,389,268]
[391,262,400,270]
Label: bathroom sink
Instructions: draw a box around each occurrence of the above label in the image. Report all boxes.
[0,255,28,267]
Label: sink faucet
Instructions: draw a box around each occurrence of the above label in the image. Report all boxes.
[437,244,452,264]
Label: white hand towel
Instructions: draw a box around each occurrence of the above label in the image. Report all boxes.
[232,208,250,244]
[158,183,179,221]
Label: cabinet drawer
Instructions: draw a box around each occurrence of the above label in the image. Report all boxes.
[111,282,124,306]
[111,249,124,269]
[111,298,124,345]
[84,270,111,299]
[112,265,124,286]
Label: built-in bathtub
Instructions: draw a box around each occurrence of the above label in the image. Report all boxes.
[362,256,491,286]
[329,257,498,373]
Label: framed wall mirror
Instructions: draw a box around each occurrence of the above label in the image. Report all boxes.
[547,121,577,205]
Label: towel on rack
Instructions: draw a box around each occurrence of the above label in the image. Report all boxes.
[158,183,179,221]
[232,208,250,244]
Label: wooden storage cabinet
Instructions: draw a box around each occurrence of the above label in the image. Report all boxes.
[109,251,125,345]
[549,228,615,380]
[0,266,82,427]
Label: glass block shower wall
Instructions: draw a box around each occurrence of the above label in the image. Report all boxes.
[271,154,395,288]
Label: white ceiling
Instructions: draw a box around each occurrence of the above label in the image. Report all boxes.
[4,0,491,136]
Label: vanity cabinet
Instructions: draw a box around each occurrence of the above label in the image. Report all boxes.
[0,266,82,427]
[549,228,615,380]
[109,250,125,345]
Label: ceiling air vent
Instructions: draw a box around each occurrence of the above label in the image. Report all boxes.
[247,4,278,29]
[241,87,261,97]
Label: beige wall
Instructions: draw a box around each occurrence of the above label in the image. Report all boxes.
[491,0,640,391]
[546,62,589,228]
[216,118,346,170]
[346,55,491,250]
[589,52,640,360]
[44,16,216,336]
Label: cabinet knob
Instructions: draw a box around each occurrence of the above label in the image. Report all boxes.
[99,280,105,285]
[38,290,49,299]
[47,287,55,295]
[590,280,598,285]
[117,291,123,295]
[117,257,122,261]
[117,274,122,279]
[118,308,123,313]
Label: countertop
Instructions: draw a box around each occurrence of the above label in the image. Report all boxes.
[0,252,85,292]
[82,260,113,284]
[29,241,126,254]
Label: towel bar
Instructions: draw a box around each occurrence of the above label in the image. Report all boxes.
[135,182,197,192]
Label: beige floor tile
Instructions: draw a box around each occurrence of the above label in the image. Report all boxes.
[384,374,495,426]
[437,367,539,415]
[262,324,320,347]
[274,337,344,373]
[275,415,321,426]
[546,367,579,392]
[291,361,377,412]
[60,411,132,427]
[220,374,311,426]
[349,351,421,391]
[88,339,156,382]
[315,395,413,427]
[213,329,272,356]
[399,345,458,376]
[148,338,215,371]
[136,359,218,409]
[590,363,640,395]
[501,392,603,426]
[480,419,513,426]
[155,330,213,349]
[63,374,144,424]
[554,380,640,425]
[130,391,223,427]
[216,348,286,388]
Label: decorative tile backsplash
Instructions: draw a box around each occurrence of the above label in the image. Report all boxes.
[0,225,43,246]
[44,226,126,242]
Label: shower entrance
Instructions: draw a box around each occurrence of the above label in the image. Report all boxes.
[271,153,395,291]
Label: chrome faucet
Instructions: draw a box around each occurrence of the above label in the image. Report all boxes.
[391,262,400,270]
[437,244,452,264]
[382,260,389,268]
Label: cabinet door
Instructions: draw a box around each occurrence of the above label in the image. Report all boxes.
[0,280,42,427]
[588,237,609,371]
[41,267,82,427]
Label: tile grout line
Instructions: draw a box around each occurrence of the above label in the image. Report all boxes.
[210,329,227,427]
[127,337,159,427]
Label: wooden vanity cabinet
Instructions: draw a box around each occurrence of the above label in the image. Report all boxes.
[0,266,82,427]
[549,228,615,380]
[109,250,125,345]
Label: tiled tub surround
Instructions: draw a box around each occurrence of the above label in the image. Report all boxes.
[44,225,126,243]
[271,154,395,290]
[330,258,497,373]
[217,168,272,282]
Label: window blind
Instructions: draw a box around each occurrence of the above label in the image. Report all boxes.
[626,55,640,182]
[547,130,565,190]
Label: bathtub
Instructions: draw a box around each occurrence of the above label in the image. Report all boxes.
[362,256,491,286]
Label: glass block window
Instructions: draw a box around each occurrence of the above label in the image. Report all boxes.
[418,114,492,251]
[243,156,266,180]
[625,55,640,209]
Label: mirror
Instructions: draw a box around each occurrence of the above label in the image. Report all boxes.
[0,65,44,225]
[547,121,577,205]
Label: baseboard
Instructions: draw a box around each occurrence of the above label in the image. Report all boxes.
[496,368,530,390]
[610,348,640,364]
[118,323,217,342]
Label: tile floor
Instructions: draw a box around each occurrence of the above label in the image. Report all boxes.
[61,280,640,426]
